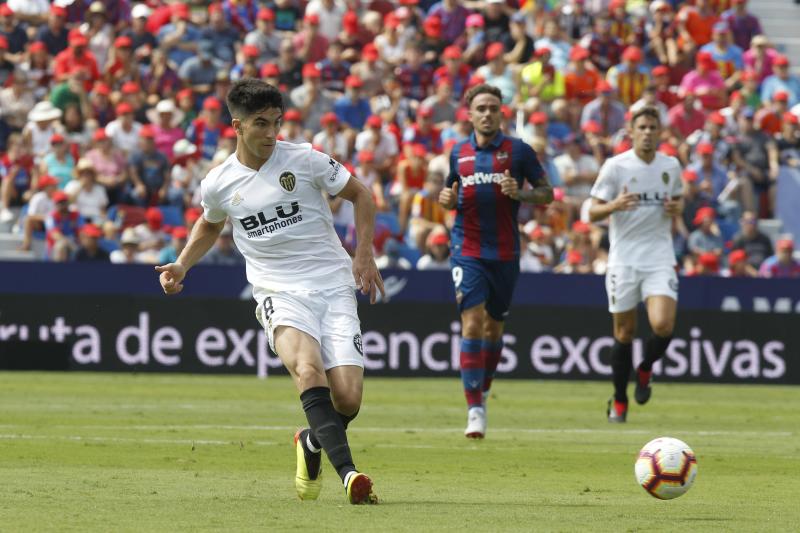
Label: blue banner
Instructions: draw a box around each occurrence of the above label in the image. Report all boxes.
[1,262,799,313]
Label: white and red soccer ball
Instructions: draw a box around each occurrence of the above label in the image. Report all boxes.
[635,437,698,499]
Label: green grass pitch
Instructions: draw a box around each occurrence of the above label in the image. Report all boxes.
[1,373,798,532]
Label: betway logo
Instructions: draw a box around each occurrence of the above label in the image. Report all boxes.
[461,172,504,187]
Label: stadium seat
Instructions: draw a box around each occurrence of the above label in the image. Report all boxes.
[107,205,147,229]
[397,242,422,265]
[158,205,185,227]
[376,212,402,236]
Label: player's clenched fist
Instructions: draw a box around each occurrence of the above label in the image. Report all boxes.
[500,170,518,199]
[439,180,459,209]
[613,186,639,212]
[155,262,187,295]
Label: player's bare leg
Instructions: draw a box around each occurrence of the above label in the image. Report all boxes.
[481,309,504,406]
[461,305,488,438]
[636,296,677,405]
[608,309,636,422]
[275,327,375,504]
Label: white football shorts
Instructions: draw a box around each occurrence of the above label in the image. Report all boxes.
[605,266,678,313]
[254,285,364,370]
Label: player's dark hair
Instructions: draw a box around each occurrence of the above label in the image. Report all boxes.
[630,106,661,126]
[465,84,503,107]
[226,78,284,120]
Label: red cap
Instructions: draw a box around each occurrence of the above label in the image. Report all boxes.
[37,175,59,189]
[50,133,65,143]
[345,75,364,88]
[729,249,747,265]
[146,206,163,221]
[693,206,717,226]
[121,81,140,94]
[172,3,190,20]
[257,7,275,21]
[697,141,715,155]
[242,44,260,58]
[501,105,512,119]
[185,207,202,223]
[260,63,279,77]
[429,232,449,246]
[92,129,108,141]
[50,5,67,17]
[783,112,799,125]
[343,11,359,32]
[207,3,222,15]
[81,223,103,238]
[139,124,156,138]
[534,47,551,58]
[485,42,505,61]
[366,115,382,128]
[696,51,717,69]
[320,112,339,125]
[411,143,427,157]
[773,90,789,102]
[423,16,442,37]
[0,4,13,16]
[417,106,434,118]
[658,143,678,156]
[302,63,321,78]
[777,238,794,250]
[622,46,643,62]
[698,252,719,271]
[304,13,320,25]
[52,191,69,203]
[529,111,548,125]
[682,169,698,182]
[358,150,375,163]
[29,41,47,53]
[68,30,88,47]
[92,82,111,96]
[730,90,743,101]
[773,55,790,67]
[176,88,193,101]
[114,36,132,48]
[569,46,589,61]
[116,102,134,115]
[362,43,379,61]
[652,65,670,77]
[572,220,591,234]
[172,226,188,239]
[283,108,302,122]
[596,80,614,94]
[708,111,726,125]
[222,126,237,139]
[582,120,602,134]
[553,187,565,201]
[442,46,462,60]
[456,107,470,122]
[203,97,222,110]
[567,250,583,265]
[740,70,758,82]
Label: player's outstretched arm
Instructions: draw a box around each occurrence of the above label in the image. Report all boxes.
[155,217,226,295]
[338,176,385,304]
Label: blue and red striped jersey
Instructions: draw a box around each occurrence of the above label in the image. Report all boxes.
[447,132,547,261]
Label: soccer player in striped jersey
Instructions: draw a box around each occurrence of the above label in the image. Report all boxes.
[589,106,684,423]
[439,84,553,438]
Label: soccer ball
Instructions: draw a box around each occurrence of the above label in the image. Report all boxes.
[634,437,698,500]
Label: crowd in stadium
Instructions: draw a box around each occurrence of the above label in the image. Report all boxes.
[0,0,799,277]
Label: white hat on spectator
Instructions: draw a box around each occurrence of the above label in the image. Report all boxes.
[28,101,63,122]
[173,138,197,158]
[121,228,140,246]
[131,3,152,19]
[146,99,184,129]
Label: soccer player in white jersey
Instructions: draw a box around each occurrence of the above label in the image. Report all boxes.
[155,79,384,504]
[589,106,683,423]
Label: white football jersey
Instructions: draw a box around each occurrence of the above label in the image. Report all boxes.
[200,142,355,298]
[590,151,683,270]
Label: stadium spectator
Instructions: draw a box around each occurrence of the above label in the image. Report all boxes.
[581,80,626,138]
[667,89,706,142]
[73,222,109,262]
[408,170,446,250]
[743,34,778,84]
[110,227,143,264]
[158,226,188,264]
[731,210,774,268]
[279,109,308,144]
[0,132,37,223]
[724,248,757,277]
[146,99,185,161]
[157,3,202,68]
[202,223,244,265]
[313,113,349,163]
[476,43,515,106]
[758,237,800,278]
[17,174,57,251]
[580,15,623,73]
[554,134,599,208]
[39,133,73,189]
[535,19,572,71]
[731,106,779,214]
[607,46,649,108]
[64,158,108,223]
[44,189,81,258]
[187,97,226,161]
[128,125,170,206]
[688,206,724,256]
[760,55,800,107]
[519,47,565,105]
[416,228,450,270]
[334,76,370,132]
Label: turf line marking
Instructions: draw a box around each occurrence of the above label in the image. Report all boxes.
[0,426,792,437]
